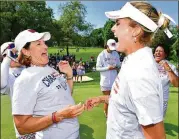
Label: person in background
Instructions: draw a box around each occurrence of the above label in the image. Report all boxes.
[86,60,90,70]
[72,62,77,82]
[0,42,35,138]
[12,29,84,139]
[77,61,85,83]
[80,57,82,62]
[90,56,95,62]
[85,1,174,139]
[96,39,121,118]
[154,44,178,117]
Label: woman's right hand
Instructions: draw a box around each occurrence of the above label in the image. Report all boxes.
[55,103,85,121]
[85,97,101,111]
[108,65,116,70]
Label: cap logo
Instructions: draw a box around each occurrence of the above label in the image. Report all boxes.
[28,29,36,33]
[111,43,116,46]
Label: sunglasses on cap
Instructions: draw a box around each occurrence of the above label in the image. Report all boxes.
[8,44,18,59]
[5,43,18,60]
[8,43,15,49]
[2,43,15,57]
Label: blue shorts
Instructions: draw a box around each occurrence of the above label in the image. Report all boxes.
[73,69,77,76]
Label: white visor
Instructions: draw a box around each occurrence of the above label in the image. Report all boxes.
[105,2,176,38]
[105,2,158,32]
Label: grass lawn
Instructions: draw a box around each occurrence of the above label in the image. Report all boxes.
[48,47,103,62]
[1,71,178,139]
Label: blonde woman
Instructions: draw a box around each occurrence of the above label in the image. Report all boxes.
[85,1,175,138]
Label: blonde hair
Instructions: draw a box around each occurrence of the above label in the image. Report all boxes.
[129,1,170,45]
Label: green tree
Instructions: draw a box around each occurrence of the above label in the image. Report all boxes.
[57,0,93,55]
[89,28,104,47]
[49,19,64,46]
[103,20,115,44]
[170,38,178,62]
[0,1,54,45]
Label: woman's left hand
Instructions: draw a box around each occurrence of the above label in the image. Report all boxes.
[58,61,72,77]
[159,60,172,71]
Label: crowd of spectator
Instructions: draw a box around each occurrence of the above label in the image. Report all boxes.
[48,53,96,74]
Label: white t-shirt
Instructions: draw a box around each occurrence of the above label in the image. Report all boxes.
[96,50,121,88]
[12,66,79,139]
[157,60,178,101]
[106,47,163,139]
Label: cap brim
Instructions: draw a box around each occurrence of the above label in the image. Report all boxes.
[27,32,51,44]
[108,45,117,51]
[39,32,51,41]
[105,10,126,20]
[105,2,158,32]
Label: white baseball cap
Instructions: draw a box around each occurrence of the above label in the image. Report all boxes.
[0,42,14,56]
[107,39,117,51]
[15,29,51,52]
[105,2,176,38]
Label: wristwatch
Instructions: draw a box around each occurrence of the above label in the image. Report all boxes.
[66,76,73,80]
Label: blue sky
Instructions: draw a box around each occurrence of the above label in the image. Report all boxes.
[46,1,178,29]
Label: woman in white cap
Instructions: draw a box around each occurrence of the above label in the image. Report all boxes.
[12,29,84,139]
[154,44,178,117]
[1,42,23,96]
[85,1,175,138]
[1,42,35,138]
[96,39,120,118]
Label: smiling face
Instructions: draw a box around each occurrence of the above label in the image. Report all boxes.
[22,39,49,66]
[111,18,135,54]
[154,46,167,63]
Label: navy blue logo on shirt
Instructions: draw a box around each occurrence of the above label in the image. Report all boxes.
[60,81,67,90]
[42,74,56,87]
[13,73,20,78]
[104,58,111,61]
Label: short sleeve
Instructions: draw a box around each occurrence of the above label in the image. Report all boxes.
[128,77,163,126]
[171,64,178,76]
[12,77,38,115]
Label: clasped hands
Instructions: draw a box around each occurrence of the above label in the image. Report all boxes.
[54,97,102,123]
[159,60,172,72]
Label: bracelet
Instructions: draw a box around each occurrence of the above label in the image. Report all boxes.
[52,111,58,123]
[165,66,172,72]
[66,76,73,80]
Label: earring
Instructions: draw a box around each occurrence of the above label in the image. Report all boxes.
[134,37,137,43]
